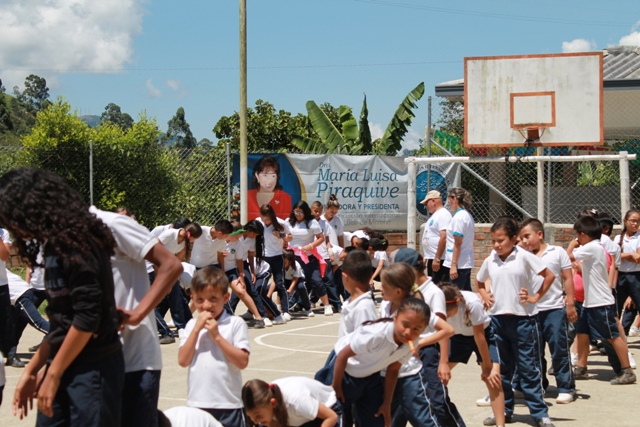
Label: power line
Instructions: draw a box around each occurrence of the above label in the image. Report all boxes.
[355,0,635,27]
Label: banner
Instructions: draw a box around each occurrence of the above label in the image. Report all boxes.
[232,154,459,231]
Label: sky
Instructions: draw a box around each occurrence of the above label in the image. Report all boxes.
[2,0,640,152]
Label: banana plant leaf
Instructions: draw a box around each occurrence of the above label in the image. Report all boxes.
[291,135,327,154]
[377,82,425,155]
[306,100,344,152]
[338,105,358,145]
[359,94,372,154]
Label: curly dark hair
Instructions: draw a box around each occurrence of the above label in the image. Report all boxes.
[0,167,116,265]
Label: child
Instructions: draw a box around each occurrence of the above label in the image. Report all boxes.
[283,249,313,317]
[311,200,342,313]
[338,249,377,339]
[178,266,250,427]
[568,215,636,385]
[0,227,17,367]
[378,262,461,427]
[243,377,340,427]
[477,216,555,427]
[369,237,389,290]
[614,210,640,336]
[443,188,475,291]
[190,220,232,269]
[321,194,345,248]
[518,218,577,404]
[315,298,431,427]
[6,167,124,425]
[440,283,505,427]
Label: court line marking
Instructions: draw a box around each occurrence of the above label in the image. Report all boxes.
[245,367,317,375]
[280,333,338,338]
[254,321,340,354]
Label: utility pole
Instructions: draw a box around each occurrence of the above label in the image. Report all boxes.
[239,0,248,224]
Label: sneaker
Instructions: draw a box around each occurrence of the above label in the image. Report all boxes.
[574,366,589,380]
[263,318,273,327]
[159,335,175,345]
[483,414,513,426]
[547,366,555,376]
[254,319,266,329]
[28,344,40,352]
[324,305,334,316]
[629,326,640,337]
[240,311,254,321]
[282,312,292,322]
[556,392,575,404]
[306,309,315,318]
[629,352,636,369]
[476,395,491,407]
[6,356,26,368]
[538,417,555,427]
[571,352,578,366]
[610,368,637,385]
[273,315,287,325]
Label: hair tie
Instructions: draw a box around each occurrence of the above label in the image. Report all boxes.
[445,299,458,304]
[186,231,191,239]
[268,383,275,390]
[411,283,420,293]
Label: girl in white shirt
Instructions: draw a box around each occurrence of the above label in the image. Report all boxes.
[258,204,293,318]
[288,201,332,316]
[321,194,344,248]
[614,209,640,334]
[369,238,389,290]
[243,377,340,427]
[444,187,475,291]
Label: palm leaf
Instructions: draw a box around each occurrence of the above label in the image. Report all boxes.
[291,135,327,154]
[338,105,358,145]
[377,82,425,155]
[359,94,372,154]
[306,100,344,152]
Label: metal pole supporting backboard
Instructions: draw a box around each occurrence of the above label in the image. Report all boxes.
[427,96,432,192]
[620,151,630,220]
[536,146,544,222]
[407,160,417,248]
[226,142,231,221]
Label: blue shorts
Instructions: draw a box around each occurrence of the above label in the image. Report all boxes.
[576,304,619,341]
[448,327,500,364]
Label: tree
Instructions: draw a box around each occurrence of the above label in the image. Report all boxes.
[198,138,214,148]
[20,74,50,111]
[101,103,134,130]
[436,98,464,139]
[162,107,197,149]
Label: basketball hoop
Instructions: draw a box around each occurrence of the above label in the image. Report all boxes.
[516,125,547,144]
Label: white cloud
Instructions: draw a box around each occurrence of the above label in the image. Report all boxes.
[166,79,189,98]
[369,122,384,140]
[401,127,422,153]
[166,79,180,91]
[146,78,161,98]
[562,38,597,53]
[619,32,640,46]
[0,0,144,88]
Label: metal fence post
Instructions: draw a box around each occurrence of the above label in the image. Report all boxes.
[227,142,231,221]
[427,96,432,192]
[620,151,630,220]
[89,139,94,206]
[537,146,544,222]
[407,158,417,248]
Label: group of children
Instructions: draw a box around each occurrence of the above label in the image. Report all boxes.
[0,167,638,427]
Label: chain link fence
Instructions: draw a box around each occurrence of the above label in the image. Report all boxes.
[425,96,637,224]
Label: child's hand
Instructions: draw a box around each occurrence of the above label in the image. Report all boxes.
[566,303,578,323]
[231,279,246,292]
[481,363,502,389]
[204,317,219,339]
[332,382,344,402]
[438,362,451,386]
[195,310,213,332]
[519,287,538,304]
[13,370,38,419]
[375,403,392,427]
[482,293,495,310]
[37,371,61,418]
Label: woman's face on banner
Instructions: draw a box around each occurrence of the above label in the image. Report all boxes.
[255,168,277,193]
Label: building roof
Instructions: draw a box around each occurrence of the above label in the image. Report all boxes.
[603,46,640,79]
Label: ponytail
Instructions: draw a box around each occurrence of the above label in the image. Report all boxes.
[242,379,289,427]
[259,204,284,232]
[439,282,469,324]
[244,220,265,265]
[326,194,340,209]
[183,222,202,260]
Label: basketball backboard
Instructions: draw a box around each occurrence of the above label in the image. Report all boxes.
[464,52,604,147]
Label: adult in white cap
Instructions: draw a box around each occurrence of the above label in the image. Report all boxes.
[420,190,452,284]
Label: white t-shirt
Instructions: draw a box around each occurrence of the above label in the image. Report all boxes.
[371,251,389,268]
[258,217,291,257]
[272,377,337,427]
[289,219,322,250]
[338,292,378,339]
[91,207,163,373]
[331,246,344,268]
[159,228,185,255]
[448,291,491,336]
[322,214,344,247]
[164,406,223,427]
[29,259,45,291]
[334,320,414,378]
[422,208,452,259]
[7,269,30,304]
[180,312,250,409]
[601,234,621,269]
[613,233,640,273]
[573,240,616,308]
[344,229,369,247]
[477,246,546,316]
[190,227,225,268]
[419,278,446,319]
[444,209,475,269]
[252,258,270,276]
[180,262,197,291]
[285,260,305,281]
[535,245,572,311]
[316,217,336,260]
[150,224,171,239]
[0,229,12,286]
[222,240,245,272]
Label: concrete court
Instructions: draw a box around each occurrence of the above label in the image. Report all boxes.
[1,306,639,427]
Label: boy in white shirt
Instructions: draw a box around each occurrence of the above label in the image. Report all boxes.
[338,250,377,338]
[178,267,250,427]
[190,220,232,269]
[568,215,636,385]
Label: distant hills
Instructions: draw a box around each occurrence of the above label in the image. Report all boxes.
[80,115,102,128]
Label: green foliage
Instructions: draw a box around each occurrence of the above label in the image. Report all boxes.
[358,95,372,153]
[376,82,425,155]
[163,107,197,149]
[101,103,134,130]
[577,162,620,186]
[436,98,464,139]
[19,74,51,111]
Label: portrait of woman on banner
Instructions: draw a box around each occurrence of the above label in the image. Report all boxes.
[247,155,292,220]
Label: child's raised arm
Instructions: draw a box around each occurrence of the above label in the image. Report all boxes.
[178,311,212,367]
[417,317,454,350]
[206,318,249,370]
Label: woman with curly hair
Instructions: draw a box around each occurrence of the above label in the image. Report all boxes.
[3,167,124,426]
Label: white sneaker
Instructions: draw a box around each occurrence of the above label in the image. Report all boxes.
[324,306,334,316]
[166,319,176,329]
[476,395,491,407]
[306,309,315,318]
[629,351,636,369]
[263,318,273,327]
[571,352,578,366]
[630,326,640,337]
[282,312,292,322]
[556,392,575,404]
[273,315,287,325]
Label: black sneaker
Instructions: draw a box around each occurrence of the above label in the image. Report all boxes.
[254,319,266,329]
[574,366,589,380]
[483,414,513,425]
[240,311,254,321]
[159,335,176,345]
[610,368,637,385]
[7,356,26,368]
[28,344,40,352]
